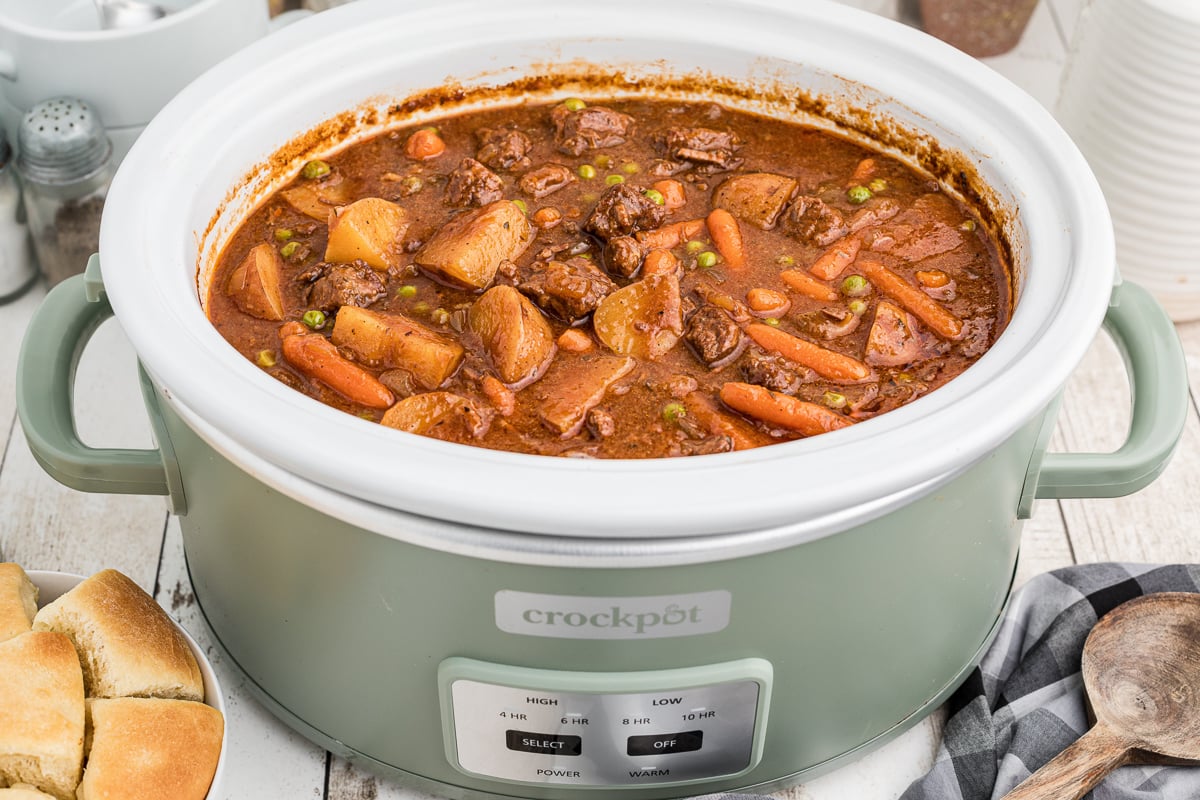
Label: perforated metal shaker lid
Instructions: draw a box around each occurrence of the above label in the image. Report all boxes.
[17,98,112,186]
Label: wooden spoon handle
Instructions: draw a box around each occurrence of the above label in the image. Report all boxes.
[1001,723,1134,800]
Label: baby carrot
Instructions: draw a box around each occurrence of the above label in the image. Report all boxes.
[651,179,687,211]
[404,128,446,160]
[780,269,838,303]
[706,208,746,269]
[746,287,791,316]
[857,256,964,340]
[849,157,877,184]
[683,392,772,450]
[635,218,707,250]
[641,248,680,277]
[557,328,594,353]
[481,374,515,417]
[281,333,395,409]
[720,382,854,437]
[808,237,862,280]
[746,323,872,382]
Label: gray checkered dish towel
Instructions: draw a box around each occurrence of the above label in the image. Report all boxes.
[713,563,1200,800]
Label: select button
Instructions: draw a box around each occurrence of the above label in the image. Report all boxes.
[506,730,583,756]
[627,730,704,756]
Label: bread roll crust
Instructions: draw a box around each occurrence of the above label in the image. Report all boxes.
[76,698,222,800]
[0,563,38,644]
[32,570,202,702]
[0,632,85,800]
[0,784,59,799]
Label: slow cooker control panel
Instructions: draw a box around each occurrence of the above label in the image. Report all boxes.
[438,657,772,788]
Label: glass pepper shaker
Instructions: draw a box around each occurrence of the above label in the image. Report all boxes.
[0,125,35,303]
[16,98,114,288]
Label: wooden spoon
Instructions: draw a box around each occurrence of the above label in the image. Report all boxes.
[1002,592,1200,800]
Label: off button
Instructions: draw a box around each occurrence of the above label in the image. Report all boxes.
[627,730,704,756]
[506,730,583,756]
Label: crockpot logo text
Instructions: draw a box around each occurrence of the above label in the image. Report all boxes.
[494,591,732,640]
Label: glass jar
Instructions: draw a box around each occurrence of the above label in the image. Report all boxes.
[16,98,114,288]
[0,128,35,303]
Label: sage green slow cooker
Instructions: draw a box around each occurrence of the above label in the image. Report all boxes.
[15,1,1189,797]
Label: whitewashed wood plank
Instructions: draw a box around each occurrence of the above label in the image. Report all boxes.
[1046,0,1088,46]
[0,318,165,587]
[1054,328,1200,564]
[1174,320,1200,394]
[0,284,43,466]
[327,759,443,800]
[1016,500,1075,589]
[156,516,328,800]
[977,0,1069,110]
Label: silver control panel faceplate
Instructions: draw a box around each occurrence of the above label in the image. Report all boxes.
[440,659,771,788]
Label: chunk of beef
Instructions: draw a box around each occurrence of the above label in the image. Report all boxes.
[475,126,532,171]
[676,435,735,456]
[660,127,743,172]
[586,407,616,439]
[585,183,666,241]
[304,261,387,312]
[741,351,808,394]
[785,195,849,246]
[446,158,504,208]
[551,105,634,156]
[603,236,645,278]
[684,306,745,369]
[519,163,575,198]
[518,258,618,324]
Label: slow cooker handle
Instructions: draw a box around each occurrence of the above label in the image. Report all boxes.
[1031,280,1188,501]
[16,263,173,499]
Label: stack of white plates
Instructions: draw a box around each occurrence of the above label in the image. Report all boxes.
[1056,0,1200,322]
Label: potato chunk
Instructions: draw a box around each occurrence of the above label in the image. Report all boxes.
[332,306,464,389]
[415,200,532,290]
[468,285,556,387]
[225,243,284,321]
[325,197,409,271]
[281,175,354,220]
[536,355,636,437]
[381,392,488,440]
[592,274,682,359]
[712,172,798,230]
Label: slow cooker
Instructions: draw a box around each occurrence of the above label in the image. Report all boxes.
[16,1,1189,797]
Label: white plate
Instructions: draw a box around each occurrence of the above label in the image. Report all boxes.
[28,570,227,800]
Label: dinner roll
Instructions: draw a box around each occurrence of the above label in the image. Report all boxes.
[0,632,85,800]
[76,698,223,800]
[0,563,37,643]
[32,570,202,701]
[0,785,59,799]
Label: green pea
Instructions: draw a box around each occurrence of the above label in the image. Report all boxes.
[685,240,705,254]
[581,192,598,203]
[578,164,597,180]
[848,299,868,315]
[301,160,331,180]
[847,185,873,204]
[662,402,687,424]
[643,188,665,205]
[594,155,612,169]
[255,350,276,368]
[301,309,326,330]
[621,162,640,175]
[430,308,451,325]
[960,218,978,232]
[764,317,781,327]
[412,301,431,315]
[868,178,888,193]
[605,174,625,186]
[775,254,794,266]
[841,274,870,297]
[562,97,587,112]
[823,391,848,409]
[512,199,528,214]
[280,241,301,260]
[274,228,293,243]
[696,251,718,269]
[396,284,417,298]
[401,175,424,195]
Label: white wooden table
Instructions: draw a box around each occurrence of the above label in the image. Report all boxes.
[3,1,1199,797]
